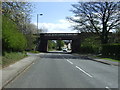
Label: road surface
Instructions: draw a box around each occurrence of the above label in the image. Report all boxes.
[4,53,118,88]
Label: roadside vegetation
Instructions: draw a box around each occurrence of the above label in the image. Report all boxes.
[2,16,27,52]
[101,58,120,62]
[2,15,28,67]
[28,51,40,53]
[48,40,56,51]
[56,40,65,50]
[2,52,27,68]
[48,40,65,51]
[67,2,120,61]
[2,2,41,67]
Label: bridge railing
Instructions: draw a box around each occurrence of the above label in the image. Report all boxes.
[40,33,80,37]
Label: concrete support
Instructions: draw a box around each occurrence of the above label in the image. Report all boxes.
[37,39,48,52]
[71,39,81,53]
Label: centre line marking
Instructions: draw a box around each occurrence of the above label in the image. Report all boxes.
[67,60,73,64]
[75,66,93,78]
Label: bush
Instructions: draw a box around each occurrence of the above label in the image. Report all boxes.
[25,34,36,51]
[2,16,27,52]
[28,50,40,53]
[2,52,27,67]
[102,44,120,60]
[79,46,94,54]
[80,36,101,54]
[48,40,56,51]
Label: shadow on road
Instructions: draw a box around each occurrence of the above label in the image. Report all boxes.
[47,51,72,54]
[39,52,93,60]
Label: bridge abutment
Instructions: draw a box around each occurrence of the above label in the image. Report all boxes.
[71,39,81,53]
[38,38,48,52]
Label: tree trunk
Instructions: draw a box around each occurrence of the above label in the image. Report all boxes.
[101,21,109,44]
[100,34,109,44]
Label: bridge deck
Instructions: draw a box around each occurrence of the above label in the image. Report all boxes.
[39,33,81,40]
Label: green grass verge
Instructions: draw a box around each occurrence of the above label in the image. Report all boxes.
[48,49,63,51]
[2,52,27,68]
[28,50,40,53]
[82,54,120,62]
[90,54,120,62]
[101,58,120,62]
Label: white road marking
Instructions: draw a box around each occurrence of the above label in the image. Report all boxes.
[59,54,73,64]
[75,66,93,78]
[105,86,111,90]
[60,54,92,78]
[67,60,73,64]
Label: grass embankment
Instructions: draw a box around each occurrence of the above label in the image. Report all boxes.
[28,50,40,53]
[2,52,27,68]
[83,54,120,62]
[94,55,120,62]
[101,58,120,62]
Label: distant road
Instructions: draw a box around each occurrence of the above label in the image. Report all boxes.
[5,53,118,88]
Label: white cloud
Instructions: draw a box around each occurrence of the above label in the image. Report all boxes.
[33,19,77,33]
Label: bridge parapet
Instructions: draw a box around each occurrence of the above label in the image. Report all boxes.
[40,33,79,36]
[39,33,81,40]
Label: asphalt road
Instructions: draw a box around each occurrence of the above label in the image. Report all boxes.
[4,53,118,88]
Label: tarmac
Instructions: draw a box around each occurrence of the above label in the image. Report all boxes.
[0,53,119,89]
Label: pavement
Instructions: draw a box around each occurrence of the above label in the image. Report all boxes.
[92,58,119,66]
[0,52,119,89]
[73,53,119,66]
[0,54,40,89]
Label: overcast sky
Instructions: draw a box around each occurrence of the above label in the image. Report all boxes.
[30,2,78,33]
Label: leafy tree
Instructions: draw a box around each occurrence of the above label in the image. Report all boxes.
[67,2,120,44]
[2,2,39,51]
[115,28,120,43]
[2,2,32,34]
[25,23,38,34]
[56,40,64,50]
[2,16,27,52]
[39,27,48,33]
[81,36,101,54]
[48,40,56,50]
[25,34,36,51]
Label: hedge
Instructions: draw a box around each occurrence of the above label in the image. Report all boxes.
[102,44,120,59]
[79,46,95,54]
[2,15,27,52]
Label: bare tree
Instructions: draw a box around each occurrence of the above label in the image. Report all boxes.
[2,2,32,34]
[67,2,120,44]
